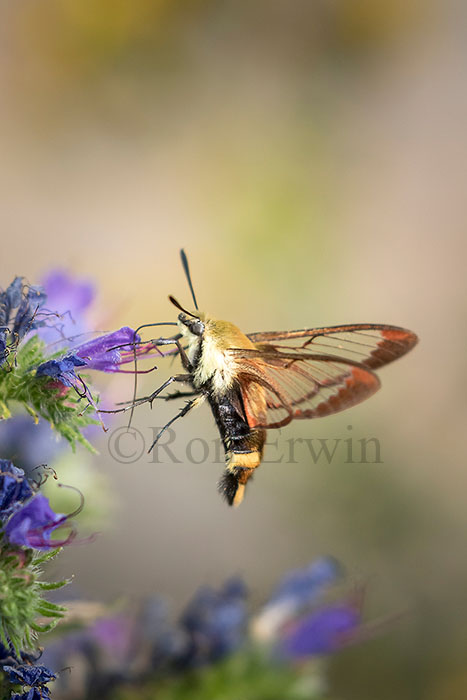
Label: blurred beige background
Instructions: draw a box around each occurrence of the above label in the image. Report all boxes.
[1,1,467,698]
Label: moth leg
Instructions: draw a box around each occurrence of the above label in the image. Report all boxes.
[174,339,193,372]
[146,374,192,407]
[99,374,191,414]
[124,333,189,430]
[161,390,200,401]
[148,394,205,453]
[116,389,199,405]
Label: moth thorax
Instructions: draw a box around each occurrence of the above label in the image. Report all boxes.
[178,321,202,364]
[193,333,236,391]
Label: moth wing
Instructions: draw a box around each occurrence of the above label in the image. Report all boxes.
[246,324,418,370]
[228,347,381,429]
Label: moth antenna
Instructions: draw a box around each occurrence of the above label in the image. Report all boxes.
[168,295,197,317]
[180,249,199,310]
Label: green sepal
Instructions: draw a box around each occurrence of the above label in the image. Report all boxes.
[34,548,62,565]
[38,578,71,591]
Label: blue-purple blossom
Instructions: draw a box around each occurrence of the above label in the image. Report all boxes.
[13,286,47,341]
[35,328,143,394]
[3,664,56,687]
[4,493,68,550]
[269,557,342,609]
[5,661,54,700]
[0,460,33,518]
[36,560,380,698]
[73,326,142,372]
[36,354,87,388]
[0,277,24,365]
[281,604,361,658]
[179,577,248,666]
[253,557,342,640]
[39,270,95,345]
[0,278,47,364]
[0,277,24,324]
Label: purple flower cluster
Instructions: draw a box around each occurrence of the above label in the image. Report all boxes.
[41,579,249,693]
[0,270,155,700]
[5,665,56,700]
[0,459,69,550]
[0,269,145,391]
[36,326,143,391]
[0,461,67,697]
[4,493,68,550]
[178,577,248,666]
[251,558,365,660]
[40,558,370,699]
[0,270,160,429]
[0,460,33,517]
[0,277,47,365]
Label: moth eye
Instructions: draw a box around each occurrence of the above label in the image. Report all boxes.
[192,321,205,336]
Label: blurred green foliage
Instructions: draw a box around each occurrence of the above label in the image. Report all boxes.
[116,652,328,700]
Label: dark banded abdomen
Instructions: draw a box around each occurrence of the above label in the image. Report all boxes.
[207,386,266,506]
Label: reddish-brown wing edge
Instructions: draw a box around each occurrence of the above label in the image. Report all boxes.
[230,350,381,429]
[246,324,418,370]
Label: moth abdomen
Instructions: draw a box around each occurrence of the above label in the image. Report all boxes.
[217,461,257,507]
[217,471,240,506]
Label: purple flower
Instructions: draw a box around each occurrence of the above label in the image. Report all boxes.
[0,277,24,365]
[4,493,68,550]
[0,277,24,325]
[281,604,362,658]
[13,286,47,340]
[0,460,33,518]
[39,270,95,345]
[36,328,143,394]
[0,278,47,363]
[179,577,248,666]
[73,327,141,372]
[253,557,342,640]
[269,557,341,609]
[4,664,56,687]
[36,354,87,388]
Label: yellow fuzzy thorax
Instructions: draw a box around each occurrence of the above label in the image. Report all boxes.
[178,314,255,394]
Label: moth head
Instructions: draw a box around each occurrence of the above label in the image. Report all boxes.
[169,295,205,337]
[177,312,205,337]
